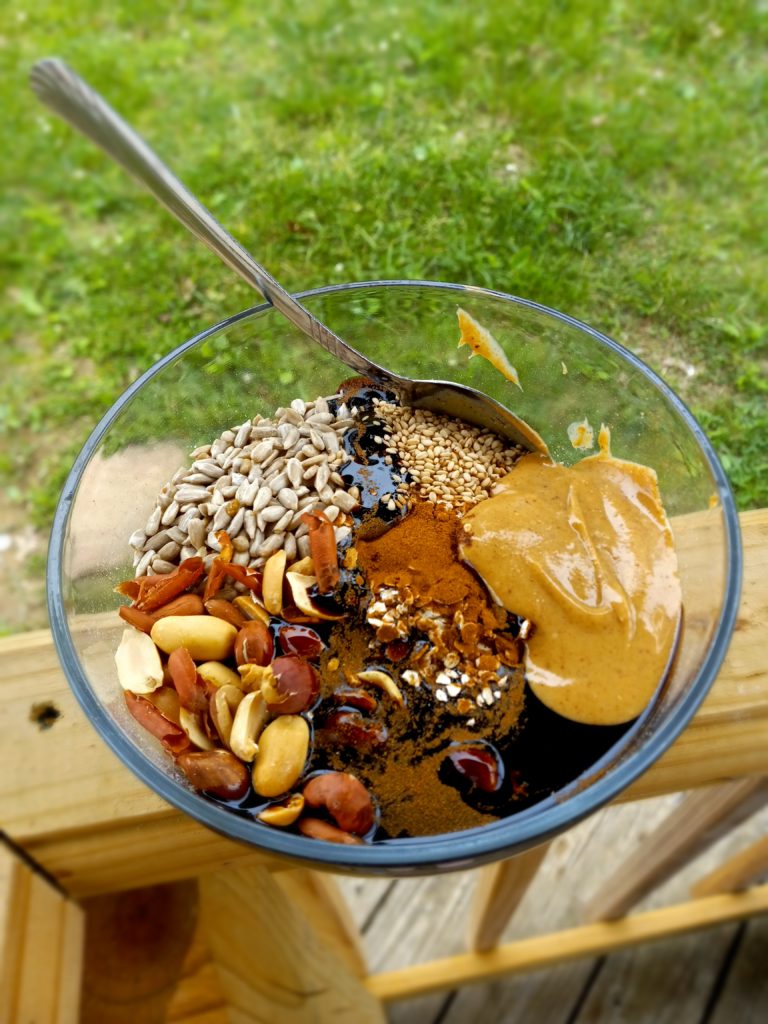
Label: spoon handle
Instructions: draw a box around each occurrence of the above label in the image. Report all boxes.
[30,58,382,378]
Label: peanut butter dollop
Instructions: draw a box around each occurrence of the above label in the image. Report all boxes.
[459,449,681,725]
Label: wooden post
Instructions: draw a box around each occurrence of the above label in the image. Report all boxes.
[198,861,385,1023]
[468,842,552,951]
[584,777,768,921]
[275,868,368,977]
[692,835,768,899]
[0,840,84,1024]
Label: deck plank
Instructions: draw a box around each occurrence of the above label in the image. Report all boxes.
[347,797,768,1022]
[708,916,768,1024]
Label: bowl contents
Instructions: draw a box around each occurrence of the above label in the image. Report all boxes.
[115,379,681,845]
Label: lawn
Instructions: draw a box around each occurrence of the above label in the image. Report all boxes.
[1,0,766,614]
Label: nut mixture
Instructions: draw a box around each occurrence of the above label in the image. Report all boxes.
[129,396,361,577]
[115,382,621,844]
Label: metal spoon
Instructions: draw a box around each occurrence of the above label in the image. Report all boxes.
[30,58,547,454]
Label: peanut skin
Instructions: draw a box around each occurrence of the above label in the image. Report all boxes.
[298,817,364,845]
[303,772,374,835]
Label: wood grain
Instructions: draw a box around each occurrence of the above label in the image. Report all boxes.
[365,883,768,1003]
[467,842,552,951]
[275,868,368,977]
[198,862,385,1023]
[584,777,768,921]
[693,835,768,899]
[0,839,84,1023]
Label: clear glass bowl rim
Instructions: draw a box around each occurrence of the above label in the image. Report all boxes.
[47,280,743,871]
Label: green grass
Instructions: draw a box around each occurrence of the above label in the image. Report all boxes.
[2,0,766,534]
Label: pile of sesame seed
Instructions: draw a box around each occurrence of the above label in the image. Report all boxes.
[374,400,523,511]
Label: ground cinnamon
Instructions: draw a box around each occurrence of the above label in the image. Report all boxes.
[355,501,518,687]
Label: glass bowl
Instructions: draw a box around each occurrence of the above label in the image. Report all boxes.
[48,281,742,875]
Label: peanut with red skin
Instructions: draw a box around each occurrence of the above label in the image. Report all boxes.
[176,749,250,800]
[234,620,274,666]
[297,817,364,845]
[303,772,374,835]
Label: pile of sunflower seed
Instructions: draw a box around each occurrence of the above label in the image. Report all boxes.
[129,396,361,577]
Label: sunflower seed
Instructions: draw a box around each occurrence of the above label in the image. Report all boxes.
[323,504,340,522]
[259,534,285,557]
[286,458,303,488]
[261,505,287,523]
[135,549,154,577]
[151,557,176,574]
[229,507,245,536]
[252,440,275,463]
[166,525,187,545]
[333,489,358,512]
[323,431,340,455]
[232,549,251,565]
[315,396,329,416]
[180,544,198,560]
[187,518,206,549]
[207,532,222,551]
[278,406,303,426]
[174,485,211,504]
[314,463,330,492]
[334,526,352,545]
[211,506,232,532]
[244,510,257,540]
[273,509,293,533]
[157,540,181,561]
[128,529,147,549]
[297,535,312,559]
[160,500,179,527]
[193,459,225,479]
[232,534,250,552]
[144,529,171,552]
[234,422,252,448]
[253,485,273,512]
[283,532,297,562]
[144,506,163,535]
[278,423,300,449]
[277,487,299,511]
[269,473,289,494]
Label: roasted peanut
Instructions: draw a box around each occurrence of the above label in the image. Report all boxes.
[176,749,250,800]
[278,624,324,660]
[258,793,305,827]
[197,660,242,690]
[234,620,273,667]
[297,817,364,845]
[209,684,244,747]
[264,655,319,715]
[124,691,190,754]
[167,647,208,713]
[151,615,236,661]
[179,707,215,750]
[229,691,268,762]
[262,549,287,615]
[115,627,164,693]
[146,685,181,725]
[303,772,374,835]
[204,598,247,628]
[153,593,205,618]
[232,595,271,625]
[252,715,310,798]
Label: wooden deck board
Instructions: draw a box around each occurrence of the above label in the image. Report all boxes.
[336,797,768,1022]
[708,916,768,1024]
